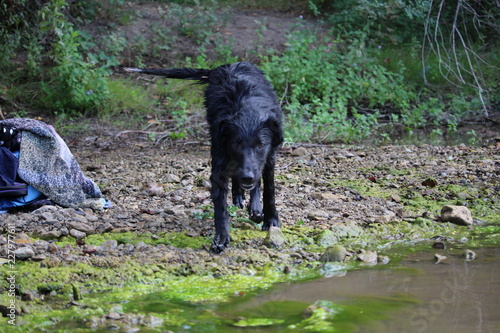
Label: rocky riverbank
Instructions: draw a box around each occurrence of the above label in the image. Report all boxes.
[1,134,499,331]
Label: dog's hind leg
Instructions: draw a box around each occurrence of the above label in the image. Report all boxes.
[231,177,245,209]
[262,154,280,231]
[248,181,264,223]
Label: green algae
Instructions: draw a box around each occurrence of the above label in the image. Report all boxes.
[55,230,211,249]
[335,176,500,223]
[2,179,498,332]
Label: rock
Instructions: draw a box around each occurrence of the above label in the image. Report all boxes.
[422,177,438,187]
[70,229,86,240]
[106,312,122,320]
[83,245,98,254]
[357,250,378,264]
[165,174,180,183]
[134,241,148,251]
[291,147,308,157]
[38,230,62,240]
[13,233,33,245]
[377,255,390,264]
[99,240,118,252]
[330,223,363,239]
[434,253,447,264]
[33,240,50,252]
[47,243,60,254]
[15,247,35,260]
[311,193,346,201]
[307,210,329,221]
[315,229,338,247]
[67,221,95,234]
[441,205,473,225]
[262,227,286,248]
[463,249,476,261]
[144,182,164,196]
[319,245,347,262]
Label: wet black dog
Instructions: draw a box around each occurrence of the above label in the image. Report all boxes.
[125,62,283,253]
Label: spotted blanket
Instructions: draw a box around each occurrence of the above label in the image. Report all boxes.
[0,118,103,210]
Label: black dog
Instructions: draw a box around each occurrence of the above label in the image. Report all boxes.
[125,62,283,253]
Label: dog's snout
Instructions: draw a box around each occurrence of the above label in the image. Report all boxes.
[241,174,254,184]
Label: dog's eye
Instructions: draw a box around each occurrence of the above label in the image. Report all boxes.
[232,141,242,150]
[256,142,266,149]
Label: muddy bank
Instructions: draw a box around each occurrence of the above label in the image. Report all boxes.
[1,134,499,331]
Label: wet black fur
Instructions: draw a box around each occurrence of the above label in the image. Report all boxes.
[125,62,283,253]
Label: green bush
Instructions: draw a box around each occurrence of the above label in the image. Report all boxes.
[262,29,413,142]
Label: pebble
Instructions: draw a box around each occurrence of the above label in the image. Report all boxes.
[441,205,473,225]
[319,245,347,262]
[100,240,118,252]
[357,250,378,264]
[14,247,35,260]
[67,221,95,234]
[291,147,308,157]
[307,210,329,220]
[262,227,286,248]
[70,229,87,240]
[434,253,447,264]
[463,249,477,261]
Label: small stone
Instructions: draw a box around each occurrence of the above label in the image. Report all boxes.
[47,243,60,254]
[70,229,86,240]
[357,250,378,264]
[106,312,122,320]
[67,221,95,234]
[145,182,164,196]
[262,226,286,248]
[434,253,447,264]
[99,240,118,252]
[38,230,62,240]
[134,241,148,251]
[422,178,438,188]
[13,233,33,245]
[441,205,473,225]
[14,247,35,260]
[31,254,46,261]
[319,245,347,262]
[165,174,180,183]
[377,255,390,264]
[83,245,98,254]
[291,147,308,157]
[463,249,476,261]
[307,210,329,220]
[33,240,50,252]
[315,229,338,247]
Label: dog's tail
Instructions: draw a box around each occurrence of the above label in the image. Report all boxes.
[123,67,210,83]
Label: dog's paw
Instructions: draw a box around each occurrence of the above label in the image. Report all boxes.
[248,200,263,223]
[210,234,230,254]
[232,194,245,209]
[248,209,264,223]
[262,217,280,231]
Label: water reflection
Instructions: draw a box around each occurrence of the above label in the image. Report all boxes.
[233,248,500,333]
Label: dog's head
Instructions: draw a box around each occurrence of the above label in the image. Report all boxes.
[221,116,283,190]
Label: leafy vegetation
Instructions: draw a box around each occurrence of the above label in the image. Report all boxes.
[0,0,498,143]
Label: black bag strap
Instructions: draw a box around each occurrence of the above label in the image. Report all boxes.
[0,125,21,151]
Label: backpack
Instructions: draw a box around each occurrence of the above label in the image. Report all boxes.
[0,126,28,197]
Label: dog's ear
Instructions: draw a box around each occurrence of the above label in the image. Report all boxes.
[265,117,283,147]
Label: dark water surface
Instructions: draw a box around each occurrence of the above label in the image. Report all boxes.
[228,247,500,333]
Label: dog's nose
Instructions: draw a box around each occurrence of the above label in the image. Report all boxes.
[241,175,254,184]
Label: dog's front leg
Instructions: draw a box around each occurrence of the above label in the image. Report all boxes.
[248,181,263,223]
[262,154,280,231]
[210,168,230,253]
[232,177,245,209]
